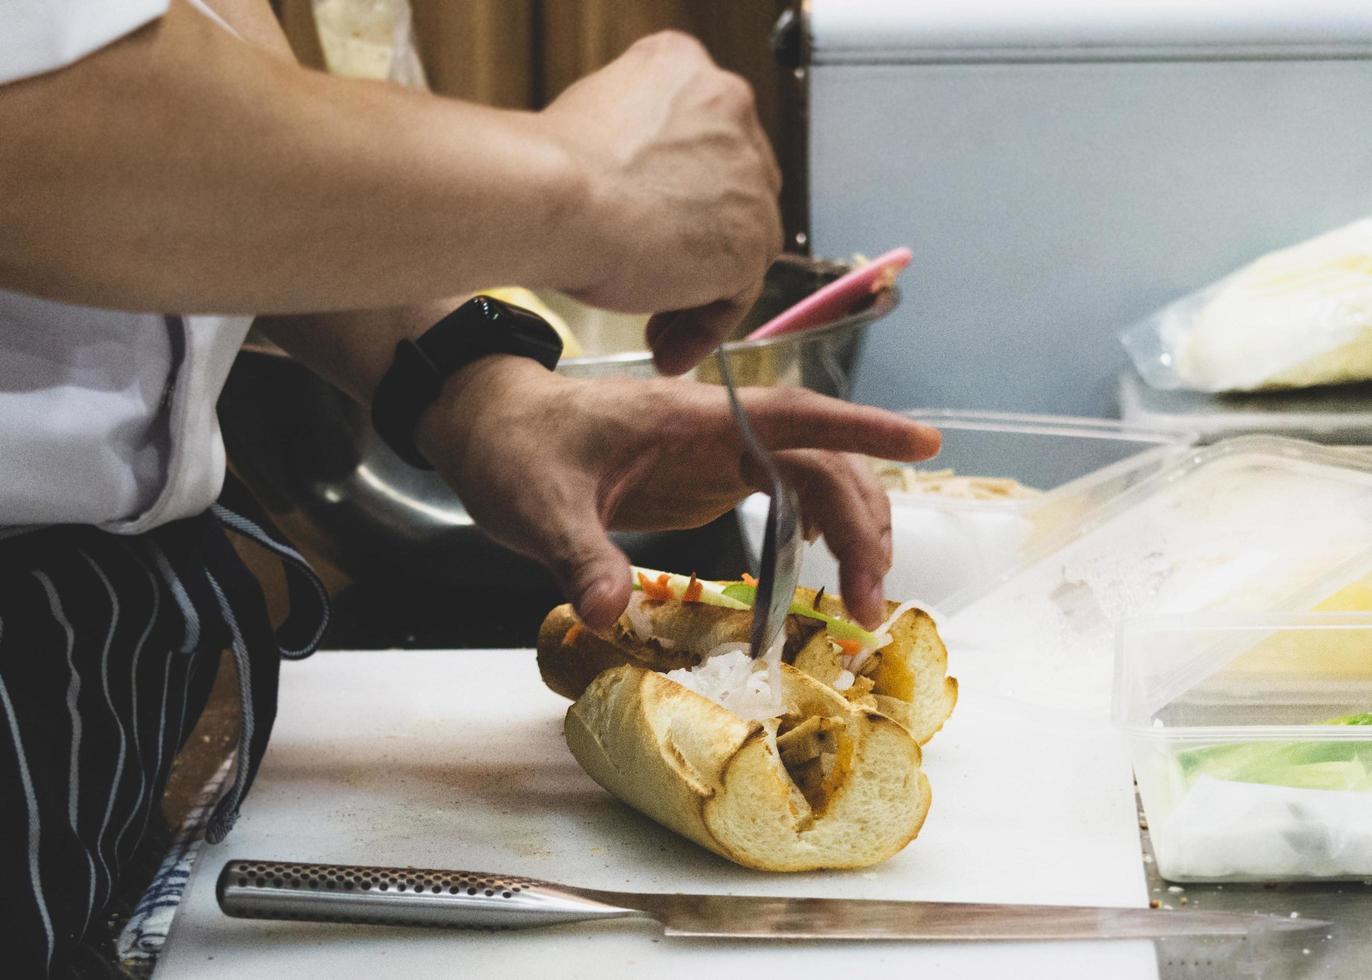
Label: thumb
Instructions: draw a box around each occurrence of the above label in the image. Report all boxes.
[541,510,633,632]
[648,295,750,376]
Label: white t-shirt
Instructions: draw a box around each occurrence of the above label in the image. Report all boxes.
[1,0,254,533]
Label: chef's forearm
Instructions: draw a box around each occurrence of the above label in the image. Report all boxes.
[0,0,587,314]
[255,299,462,405]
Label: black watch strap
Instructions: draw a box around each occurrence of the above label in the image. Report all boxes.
[371,295,563,469]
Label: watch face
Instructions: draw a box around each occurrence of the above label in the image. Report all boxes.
[372,296,566,470]
[468,295,564,369]
[470,294,505,322]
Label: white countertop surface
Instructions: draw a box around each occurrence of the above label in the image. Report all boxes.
[155,646,1155,979]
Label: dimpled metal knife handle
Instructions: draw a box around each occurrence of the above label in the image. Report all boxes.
[217,860,639,930]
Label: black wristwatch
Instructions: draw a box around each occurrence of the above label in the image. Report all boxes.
[371,295,564,469]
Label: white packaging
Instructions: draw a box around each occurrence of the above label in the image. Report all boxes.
[313,0,427,88]
[1157,776,1372,881]
[1122,218,1372,393]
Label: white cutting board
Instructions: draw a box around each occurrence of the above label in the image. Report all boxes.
[155,647,1156,979]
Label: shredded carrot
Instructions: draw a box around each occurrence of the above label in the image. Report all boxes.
[638,571,674,601]
[836,638,863,656]
[742,572,758,587]
[682,573,703,603]
[563,623,584,645]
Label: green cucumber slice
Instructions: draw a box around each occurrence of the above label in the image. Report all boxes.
[720,583,883,649]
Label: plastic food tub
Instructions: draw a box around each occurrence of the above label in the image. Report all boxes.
[945,435,1372,714]
[1119,369,1372,444]
[1115,612,1372,882]
[738,411,1195,610]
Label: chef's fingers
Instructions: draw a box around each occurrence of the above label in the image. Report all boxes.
[740,100,783,195]
[848,451,894,569]
[536,499,634,632]
[758,130,783,196]
[748,448,892,628]
[648,290,756,376]
[736,387,942,461]
[711,65,782,196]
[788,455,887,558]
[644,310,673,351]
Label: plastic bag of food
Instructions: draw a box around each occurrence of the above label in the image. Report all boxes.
[1121,218,1372,392]
[312,0,427,89]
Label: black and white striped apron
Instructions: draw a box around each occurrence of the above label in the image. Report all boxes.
[0,476,328,977]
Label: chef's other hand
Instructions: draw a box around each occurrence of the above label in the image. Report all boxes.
[416,358,939,632]
[541,32,783,376]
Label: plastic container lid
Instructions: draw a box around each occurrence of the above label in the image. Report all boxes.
[1115,612,1372,732]
[950,435,1372,713]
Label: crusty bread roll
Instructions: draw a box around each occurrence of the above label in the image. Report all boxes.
[537,587,956,871]
[536,602,707,700]
[565,662,930,871]
[538,590,957,744]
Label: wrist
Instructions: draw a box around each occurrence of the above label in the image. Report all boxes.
[413,354,554,466]
[372,295,564,468]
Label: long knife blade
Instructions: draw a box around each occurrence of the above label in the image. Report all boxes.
[604,891,1319,941]
[218,861,1325,941]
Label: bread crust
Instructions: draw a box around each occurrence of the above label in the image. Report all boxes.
[564,663,931,871]
[538,589,956,871]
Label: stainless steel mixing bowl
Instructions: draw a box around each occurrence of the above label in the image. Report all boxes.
[219,254,900,589]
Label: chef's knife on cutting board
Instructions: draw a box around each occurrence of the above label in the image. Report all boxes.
[217,860,1322,941]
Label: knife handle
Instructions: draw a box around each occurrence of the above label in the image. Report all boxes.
[216,860,637,930]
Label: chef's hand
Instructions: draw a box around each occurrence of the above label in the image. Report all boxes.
[416,357,940,632]
[541,32,783,375]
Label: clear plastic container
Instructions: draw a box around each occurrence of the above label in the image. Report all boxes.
[1119,368,1372,444]
[947,435,1372,715]
[737,411,1195,609]
[1115,612,1372,882]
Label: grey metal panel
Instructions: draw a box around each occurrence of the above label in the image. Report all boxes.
[809,59,1372,415]
[809,0,1372,64]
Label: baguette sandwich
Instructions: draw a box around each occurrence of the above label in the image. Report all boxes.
[537,570,957,871]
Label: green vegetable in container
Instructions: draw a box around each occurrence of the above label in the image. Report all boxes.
[1324,712,1372,726]
[1176,711,1372,792]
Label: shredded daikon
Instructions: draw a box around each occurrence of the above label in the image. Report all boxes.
[625,591,654,642]
[840,598,933,673]
[664,634,785,721]
[845,648,877,674]
[875,597,931,637]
